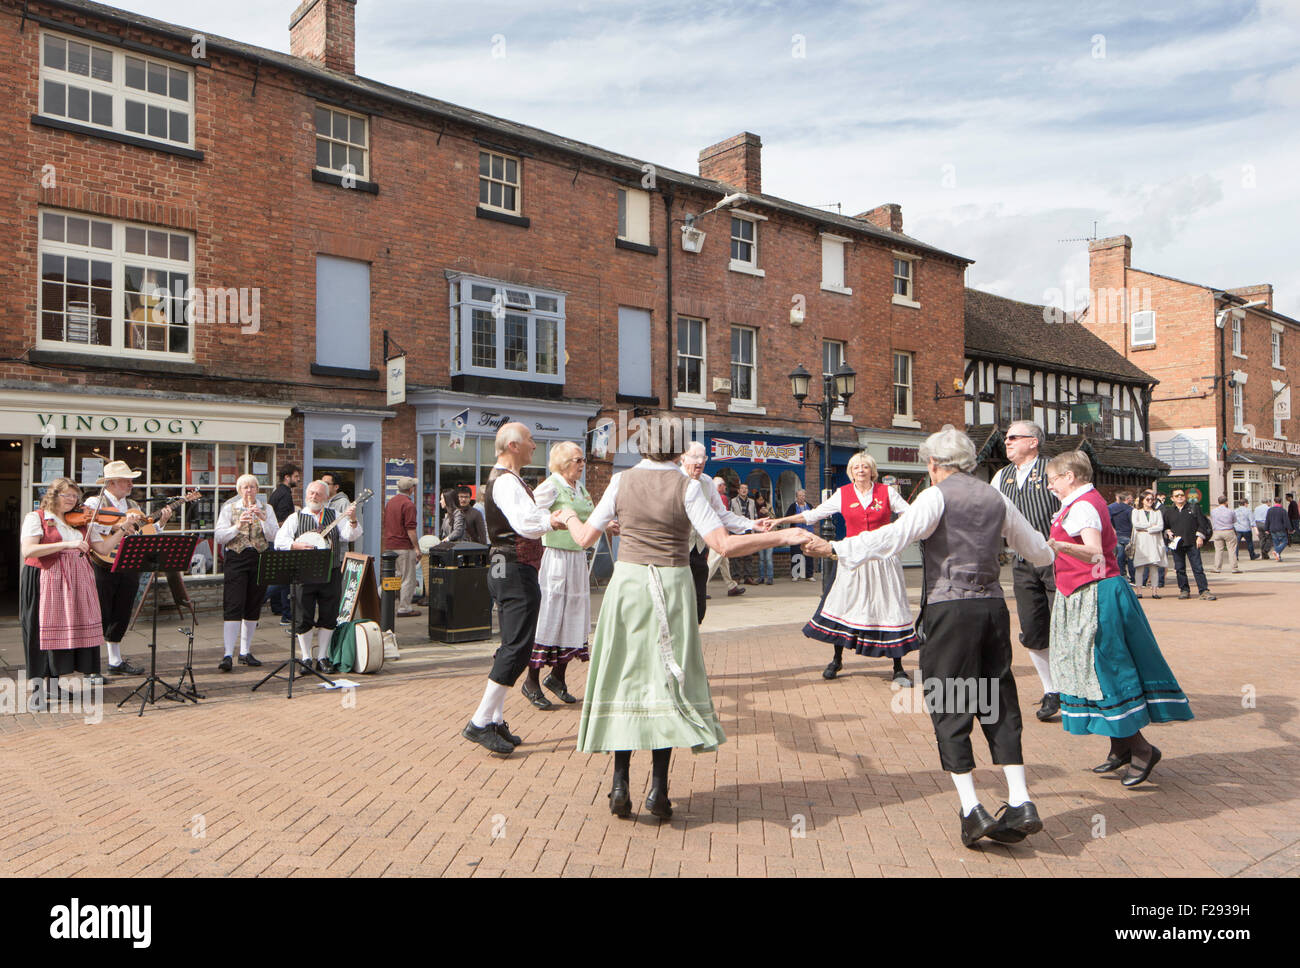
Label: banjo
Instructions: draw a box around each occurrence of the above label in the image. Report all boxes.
[296,489,374,549]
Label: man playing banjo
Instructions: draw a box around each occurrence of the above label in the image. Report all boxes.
[273,479,362,672]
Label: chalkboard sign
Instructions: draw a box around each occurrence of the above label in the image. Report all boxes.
[338,552,381,624]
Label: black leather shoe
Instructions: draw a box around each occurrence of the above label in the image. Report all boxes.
[522,680,554,710]
[726,586,745,597]
[891,668,913,687]
[320,658,337,674]
[960,804,999,847]
[218,655,233,672]
[314,658,326,672]
[1122,746,1162,787]
[822,658,842,680]
[1091,751,1132,773]
[494,721,521,746]
[988,801,1043,844]
[238,653,262,667]
[543,674,578,704]
[645,786,673,819]
[108,659,144,676]
[462,720,514,755]
[609,778,632,818]
[1035,692,1060,722]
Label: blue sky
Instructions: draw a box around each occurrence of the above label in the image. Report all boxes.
[112,0,1300,316]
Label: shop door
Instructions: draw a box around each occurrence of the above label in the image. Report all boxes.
[0,439,22,619]
[315,463,363,555]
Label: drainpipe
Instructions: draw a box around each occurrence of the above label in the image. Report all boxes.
[663,189,676,408]
[1218,304,1229,501]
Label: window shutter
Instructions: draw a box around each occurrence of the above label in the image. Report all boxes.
[821,237,844,288]
[618,306,652,396]
[316,255,371,368]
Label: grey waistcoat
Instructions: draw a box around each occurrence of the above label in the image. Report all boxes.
[923,472,1007,604]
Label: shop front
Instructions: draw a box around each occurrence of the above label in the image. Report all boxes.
[1226,447,1300,506]
[859,430,930,566]
[703,432,807,516]
[410,389,598,536]
[300,408,393,561]
[0,387,291,616]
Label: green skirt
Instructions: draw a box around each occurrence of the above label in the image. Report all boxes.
[576,560,727,753]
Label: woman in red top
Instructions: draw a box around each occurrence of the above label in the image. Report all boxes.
[1044,452,1192,788]
[775,451,916,684]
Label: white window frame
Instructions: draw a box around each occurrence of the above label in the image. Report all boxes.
[1233,383,1245,432]
[729,213,765,277]
[1131,310,1156,347]
[892,350,919,427]
[820,233,852,295]
[1231,315,1245,357]
[891,252,920,307]
[478,150,521,215]
[448,274,564,384]
[37,208,195,361]
[729,325,764,413]
[38,30,195,149]
[1272,324,1284,369]
[314,104,369,180]
[823,339,852,420]
[675,315,710,407]
[617,187,651,246]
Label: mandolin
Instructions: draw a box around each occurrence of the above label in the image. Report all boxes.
[296,489,374,549]
[88,490,202,567]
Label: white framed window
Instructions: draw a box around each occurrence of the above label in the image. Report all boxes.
[1272,327,1283,368]
[730,326,757,405]
[478,150,520,214]
[1233,383,1245,432]
[893,351,914,418]
[38,208,193,359]
[730,216,757,268]
[618,187,650,245]
[823,339,848,417]
[1231,315,1244,356]
[449,275,564,384]
[677,316,706,399]
[1131,310,1156,347]
[314,105,368,180]
[821,235,851,294]
[39,31,194,148]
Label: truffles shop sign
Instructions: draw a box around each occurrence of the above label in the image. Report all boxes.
[710,438,805,464]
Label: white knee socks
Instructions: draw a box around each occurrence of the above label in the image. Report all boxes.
[951,772,980,816]
[1003,764,1030,807]
[240,620,257,656]
[223,620,240,658]
[316,627,332,660]
[297,632,313,662]
[1029,649,1055,693]
[106,642,122,665]
[472,681,509,728]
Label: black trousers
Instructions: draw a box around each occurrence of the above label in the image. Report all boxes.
[1011,559,1055,651]
[920,598,1024,773]
[223,548,268,621]
[488,561,541,687]
[294,572,343,634]
[94,562,138,643]
[689,546,709,624]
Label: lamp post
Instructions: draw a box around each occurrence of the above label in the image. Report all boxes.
[790,361,856,594]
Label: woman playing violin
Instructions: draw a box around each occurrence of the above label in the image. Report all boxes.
[19,477,115,690]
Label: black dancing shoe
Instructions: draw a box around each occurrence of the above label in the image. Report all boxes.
[960,804,999,847]
[543,674,578,704]
[522,680,554,710]
[987,801,1043,844]
[1091,751,1132,774]
[609,778,632,818]
[1121,746,1162,787]
[108,659,144,676]
[1035,692,1060,722]
[494,721,521,746]
[238,653,262,667]
[891,668,913,687]
[645,785,673,819]
[218,655,233,672]
[462,720,514,756]
[822,658,843,680]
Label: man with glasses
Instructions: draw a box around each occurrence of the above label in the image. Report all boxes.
[1161,488,1216,599]
[992,422,1061,722]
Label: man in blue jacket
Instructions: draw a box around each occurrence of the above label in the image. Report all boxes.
[1107,491,1135,582]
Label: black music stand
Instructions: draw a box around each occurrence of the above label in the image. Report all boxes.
[174,625,203,700]
[253,548,335,697]
[113,532,202,716]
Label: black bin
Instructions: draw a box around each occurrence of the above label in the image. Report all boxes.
[427,541,492,643]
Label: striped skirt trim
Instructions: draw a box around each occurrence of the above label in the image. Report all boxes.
[803,610,919,658]
[527,645,590,669]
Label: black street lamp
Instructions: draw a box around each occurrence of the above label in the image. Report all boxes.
[789,360,856,593]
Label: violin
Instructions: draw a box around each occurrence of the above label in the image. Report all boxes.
[66,489,203,528]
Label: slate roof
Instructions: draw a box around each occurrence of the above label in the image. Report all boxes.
[965,289,1156,384]
[40,0,971,264]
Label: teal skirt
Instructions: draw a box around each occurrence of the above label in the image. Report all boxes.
[1059,576,1194,737]
[576,561,726,753]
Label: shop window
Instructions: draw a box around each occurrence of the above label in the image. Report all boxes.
[449,274,565,384]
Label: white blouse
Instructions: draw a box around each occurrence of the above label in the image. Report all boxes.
[803,482,908,524]
[586,460,723,536]
[21,510,82,544]
[1053,484,1103,537]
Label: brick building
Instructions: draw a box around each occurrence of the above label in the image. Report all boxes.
[0,0,969,616]
[962,288,1168,497]
[1082,235,1300,506]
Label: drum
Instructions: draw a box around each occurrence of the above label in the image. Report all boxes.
[352,620,384,674]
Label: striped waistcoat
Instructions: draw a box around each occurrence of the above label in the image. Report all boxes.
[997,456,1060,559]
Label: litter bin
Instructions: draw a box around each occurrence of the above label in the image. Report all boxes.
[426,541,492,643]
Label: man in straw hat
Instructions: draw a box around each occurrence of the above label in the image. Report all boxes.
[82,460,173,676]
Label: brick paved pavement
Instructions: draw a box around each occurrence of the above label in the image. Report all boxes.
[1,566,1297,877]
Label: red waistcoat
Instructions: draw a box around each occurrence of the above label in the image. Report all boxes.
[1050,487,1119,597]
[839,483,891,538]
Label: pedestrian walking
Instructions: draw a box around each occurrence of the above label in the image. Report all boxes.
[1254,498,1271,553]
[383,477,422,616]
[1208,495,1240,573]
[1161,487,1216,599]
[1265,497,1290,561]
[1234,498,1259,561]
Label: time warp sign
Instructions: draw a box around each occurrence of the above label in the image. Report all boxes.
[710,438,805,464]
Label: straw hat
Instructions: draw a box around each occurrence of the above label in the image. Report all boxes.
[95,460,143,484]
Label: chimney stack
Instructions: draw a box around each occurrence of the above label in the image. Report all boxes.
[698,133,762,194]
[1226,284,1273,310]
[855,203,902,234]
[290,0,357,75]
